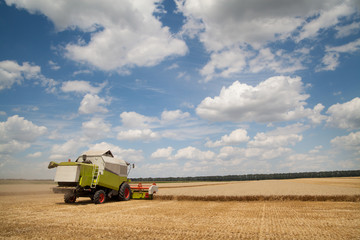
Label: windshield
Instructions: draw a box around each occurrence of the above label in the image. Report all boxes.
[75,155,96,163]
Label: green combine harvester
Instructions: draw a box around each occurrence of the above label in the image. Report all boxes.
[48,150,158,204]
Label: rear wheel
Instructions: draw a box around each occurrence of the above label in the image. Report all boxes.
[119,183,131,201]
[94,190,106,204]
[64,192,76,203]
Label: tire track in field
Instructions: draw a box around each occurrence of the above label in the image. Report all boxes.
[258,203,266,240]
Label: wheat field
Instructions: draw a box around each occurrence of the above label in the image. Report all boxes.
[0,177,359,239]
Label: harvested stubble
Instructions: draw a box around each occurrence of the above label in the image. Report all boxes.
[1,178,360,239]
[154,194,360,202]
[1,194,359,240]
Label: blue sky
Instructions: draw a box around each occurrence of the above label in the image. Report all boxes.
[0,0,359,179]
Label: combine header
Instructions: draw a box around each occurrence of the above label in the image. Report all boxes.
[130,183,158,200]
[48,150,158,204]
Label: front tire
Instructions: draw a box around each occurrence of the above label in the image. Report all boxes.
[94,190,106,204]
[64,192,76,203]
[119,183,131,201]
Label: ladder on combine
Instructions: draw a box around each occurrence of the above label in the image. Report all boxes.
[91,165,100,188]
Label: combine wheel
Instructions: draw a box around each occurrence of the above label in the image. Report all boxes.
[64,192,76,203]
[118,183,131,201]
[94,190,106,204]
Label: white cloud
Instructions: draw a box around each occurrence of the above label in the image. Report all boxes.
[248,48,306,74]
[6,0,188,73]
[117,129,159,141]
[196,76,323,123]
[174,146,215,161]
[206,129,249,147]
[27,152,42,158]
[0,115,47,155]
[48,60,60,70]
[249,133,302,148]
[82,117,111,139]
[296,2,356,42]
[161,110,190,122]
[61,80,106,95]
[331,131,360,155]
[248,123,307,149]
[217,123,305,160]
[120,111,158,129]
[0,115,47,143]
[166,63,179,70]
[335,22,360,38]
[176,0,357,80]
[317,52,340,71]
[327,97,360,130]
[78,94,110,114]
[90,142,144,163]
[0,60,58,93]
[177,0,312,51]
[309,145,323,154]
[200,48,248,82]
[201,46,309,82]
[0,60,41,90]
[49,139,87,160]
[317,38,360,71]
[0,140,31,155]
[151,147,174,159]
[307,103,327,124]
[281,153,330,172]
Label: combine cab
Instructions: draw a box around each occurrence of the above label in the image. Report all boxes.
[48,150,158,204]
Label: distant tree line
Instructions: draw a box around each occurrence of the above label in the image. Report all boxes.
[130,170,360,182]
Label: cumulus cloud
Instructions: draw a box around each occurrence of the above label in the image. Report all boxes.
[200,47,248,82]
[151,147,174,159]
[78,94,110,114]
[327,97,360,130]
[6,0,188,73]
[206,129,249,147]
[0,115,47,155]
[120,111,158,129]
[161,110,190,122]
[61,80,106,95]
[177,0,317,51]
[117,129,160,141]
[331,131,360,155]
[174,146,215,161]
[0,60,40,90]
[0,60,58,92]
[0,115,47,143]
[82,117,111,139]
[176,0,358,80]
[90,142,144,163]
[196,76,323,123]
[49,139,87,160]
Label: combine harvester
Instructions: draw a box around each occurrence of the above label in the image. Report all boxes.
[48,150,158,204]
